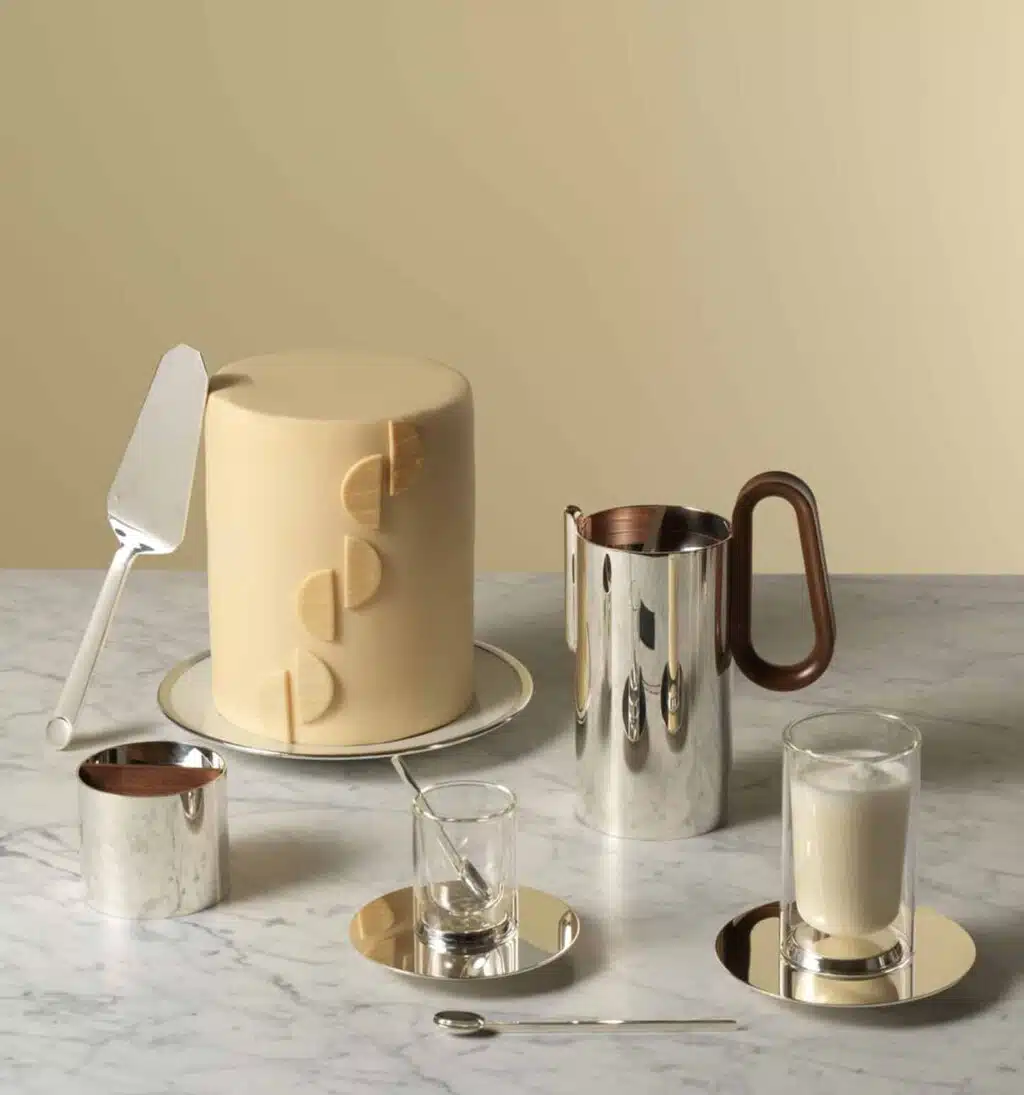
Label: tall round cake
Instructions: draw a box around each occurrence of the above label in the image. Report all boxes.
[204,351,475,746]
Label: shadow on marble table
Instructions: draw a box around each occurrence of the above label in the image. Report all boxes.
[748,577,908,666]
[728,709,1024,830]
[59,721,169,756]
[227,830,355,904]
[677,579,932,829]
[477,596,568,657]
[913,716,1024,788]
[726,757,784,829]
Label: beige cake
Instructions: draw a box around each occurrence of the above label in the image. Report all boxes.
[204,351,475,746]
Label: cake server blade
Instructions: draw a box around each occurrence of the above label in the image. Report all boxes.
[46,344,209,750]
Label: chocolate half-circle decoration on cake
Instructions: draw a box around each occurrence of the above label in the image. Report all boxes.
[297,568,338,641]
[293,649,335,724]
[341,453,385,528]
[344,536,382,608]
[388,420,423,495]
[259,669,295,742]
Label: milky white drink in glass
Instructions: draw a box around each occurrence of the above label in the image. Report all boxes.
[781,711,920,978]
[791,754,911,935]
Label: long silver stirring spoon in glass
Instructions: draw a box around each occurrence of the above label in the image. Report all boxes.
[433,1011,739,1036]
[390,755,492,904]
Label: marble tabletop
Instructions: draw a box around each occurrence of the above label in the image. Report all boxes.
[1,571,1022,1094]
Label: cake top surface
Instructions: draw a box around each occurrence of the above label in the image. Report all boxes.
[209,352,469,422]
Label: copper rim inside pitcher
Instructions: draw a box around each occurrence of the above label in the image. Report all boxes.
[577,504,731,555]
[78,741,226,797]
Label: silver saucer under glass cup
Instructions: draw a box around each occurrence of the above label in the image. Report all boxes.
[565,471,836,840]
[351,770,579,981]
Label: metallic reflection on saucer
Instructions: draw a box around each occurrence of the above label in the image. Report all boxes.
[715,902,975,1009]
[350,886,580,981]
[157,642,532,761]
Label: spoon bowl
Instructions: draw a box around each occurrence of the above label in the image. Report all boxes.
[434,1010,487,1035]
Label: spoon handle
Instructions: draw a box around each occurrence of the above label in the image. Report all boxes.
[391,757,463,869]
[487,1018,738,1034]
[390,756,491,902]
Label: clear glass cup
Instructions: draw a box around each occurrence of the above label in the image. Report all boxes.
[413,780,517,952]
[781,709,921,978]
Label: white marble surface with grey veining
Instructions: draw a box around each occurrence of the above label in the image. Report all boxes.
[1,571,1022,1094]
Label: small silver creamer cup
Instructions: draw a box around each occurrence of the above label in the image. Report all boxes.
[565,472,836,840]
[78,741,229,918]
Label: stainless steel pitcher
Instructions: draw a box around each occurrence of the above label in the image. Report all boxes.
[564,471,835,840]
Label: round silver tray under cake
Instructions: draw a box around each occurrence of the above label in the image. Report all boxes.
[715,902,976,1009]
[349,885,580,981]
[157,641,533,761]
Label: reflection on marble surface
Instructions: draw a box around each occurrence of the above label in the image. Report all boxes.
[1,572,1023,1093]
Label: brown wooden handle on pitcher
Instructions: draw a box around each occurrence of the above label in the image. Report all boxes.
[728,471,836,691]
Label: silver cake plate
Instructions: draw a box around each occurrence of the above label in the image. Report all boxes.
[715,902,976,1009]
[350,885,580,981]
[157,641,533,761]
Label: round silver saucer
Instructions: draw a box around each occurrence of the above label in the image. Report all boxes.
[157,641,533,761]
[715,902,976,1009]
[350,885,580,981]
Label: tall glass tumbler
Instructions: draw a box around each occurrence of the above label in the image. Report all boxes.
[781,710,920,978]
[413,780,517,952]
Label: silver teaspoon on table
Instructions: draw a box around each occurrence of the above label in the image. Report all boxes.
[434,1011,739,1036]
[46,345,209,750]
[390,755,492,904]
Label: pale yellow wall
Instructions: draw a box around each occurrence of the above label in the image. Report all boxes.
[2,1,1023,573]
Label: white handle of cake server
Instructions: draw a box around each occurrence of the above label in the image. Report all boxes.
[46,542,142,750]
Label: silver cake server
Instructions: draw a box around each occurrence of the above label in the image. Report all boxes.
[46,345,209,750]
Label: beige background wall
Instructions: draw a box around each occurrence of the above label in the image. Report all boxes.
[2,1,1022,573]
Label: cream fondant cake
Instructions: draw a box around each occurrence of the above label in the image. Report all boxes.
[204,352,475,746]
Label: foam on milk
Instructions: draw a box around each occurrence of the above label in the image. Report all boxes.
[790,750,911,937]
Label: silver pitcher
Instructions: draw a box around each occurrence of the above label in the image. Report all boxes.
[564,471,835,840]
